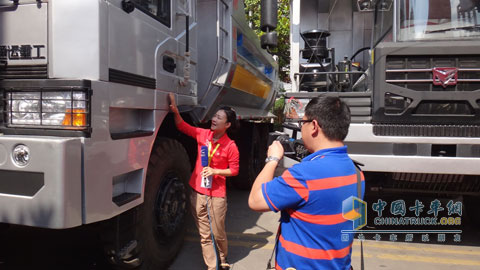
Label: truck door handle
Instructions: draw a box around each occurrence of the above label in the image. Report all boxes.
[0,0,42,7]
[121,0,135,13]
[163,56,176,73]
[0,0,18,7]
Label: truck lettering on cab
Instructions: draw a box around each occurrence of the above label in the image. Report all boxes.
[0,44,45,60]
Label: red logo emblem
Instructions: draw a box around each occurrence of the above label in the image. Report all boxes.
[432,67,458,88]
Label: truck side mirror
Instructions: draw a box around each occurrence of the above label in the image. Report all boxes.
[357,0,392,12]
[357,0,374,11]
[260,0,278,32]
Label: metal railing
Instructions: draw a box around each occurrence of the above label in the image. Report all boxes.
[294,70,369,92]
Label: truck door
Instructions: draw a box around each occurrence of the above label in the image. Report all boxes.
[108,0,178,93]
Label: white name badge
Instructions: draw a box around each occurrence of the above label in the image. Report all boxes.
[201,176,213,189]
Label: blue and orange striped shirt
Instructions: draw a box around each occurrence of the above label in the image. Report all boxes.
[262,146,365,270]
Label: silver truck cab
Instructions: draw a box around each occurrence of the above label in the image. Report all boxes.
[0,0,278,268]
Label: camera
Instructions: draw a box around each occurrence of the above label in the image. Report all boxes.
[268,131,310,161]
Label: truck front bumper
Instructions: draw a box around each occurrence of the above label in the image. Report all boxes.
[346,124,480,175]
[0,135,82,229]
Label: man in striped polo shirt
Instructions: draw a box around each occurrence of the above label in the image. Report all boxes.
[249,96,365,270]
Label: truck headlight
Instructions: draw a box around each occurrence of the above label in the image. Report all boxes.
[5,90,89,129]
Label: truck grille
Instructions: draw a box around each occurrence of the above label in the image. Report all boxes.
[0,65,48,80]
[373,124,480,137]
[385,55,480,92]
[373,54,480,128]
[390,173,480,195]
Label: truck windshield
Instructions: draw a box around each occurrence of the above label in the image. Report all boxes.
[397,0,480,41]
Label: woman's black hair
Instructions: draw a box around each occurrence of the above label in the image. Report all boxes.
[218,106,238,132]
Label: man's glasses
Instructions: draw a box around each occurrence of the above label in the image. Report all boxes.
[298,119,313,128]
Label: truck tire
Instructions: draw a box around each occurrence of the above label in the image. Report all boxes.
[232,123,269,190]
[127,138,191,269]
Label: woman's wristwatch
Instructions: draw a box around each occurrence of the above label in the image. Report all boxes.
[265,156,280,163]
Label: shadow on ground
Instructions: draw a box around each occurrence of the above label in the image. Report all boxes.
[0,224,107,270]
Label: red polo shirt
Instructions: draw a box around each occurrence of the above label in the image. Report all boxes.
[177,120,239,197]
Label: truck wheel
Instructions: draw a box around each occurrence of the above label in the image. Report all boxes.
[232,123,269,190]
[135,138,191,269]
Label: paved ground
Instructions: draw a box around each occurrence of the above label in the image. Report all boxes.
[169,187,480,270]
[170,163,480,270]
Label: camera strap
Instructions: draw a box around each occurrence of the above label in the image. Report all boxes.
[354,164,365,270]
[266,224,281,270]
[266,162,364,270]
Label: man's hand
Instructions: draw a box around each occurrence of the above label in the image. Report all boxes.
[248,141,283,212]
[268,140,284,160]
[168,93,179,114]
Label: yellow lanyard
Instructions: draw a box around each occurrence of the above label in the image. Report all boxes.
[208,141,220,166]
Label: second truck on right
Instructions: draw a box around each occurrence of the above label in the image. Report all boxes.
[286,0,480,221]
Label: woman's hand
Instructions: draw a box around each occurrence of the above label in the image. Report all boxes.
[202,167,217,177]
[168,93,179,114]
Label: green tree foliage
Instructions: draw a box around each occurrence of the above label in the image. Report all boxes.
[272,95,286,130]
[245,0,290,82]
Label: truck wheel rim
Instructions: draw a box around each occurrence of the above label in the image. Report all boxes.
[154,171,187,239]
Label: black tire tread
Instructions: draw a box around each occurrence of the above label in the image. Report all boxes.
[137,138,191,270]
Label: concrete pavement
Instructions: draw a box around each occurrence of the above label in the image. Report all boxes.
[169,187,480,270]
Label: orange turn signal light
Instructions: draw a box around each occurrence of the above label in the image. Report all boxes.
[62,109,87,127]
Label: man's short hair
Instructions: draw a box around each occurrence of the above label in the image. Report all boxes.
[304,95,351,141]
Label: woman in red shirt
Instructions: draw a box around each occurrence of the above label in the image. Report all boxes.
[169,93,239,270]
